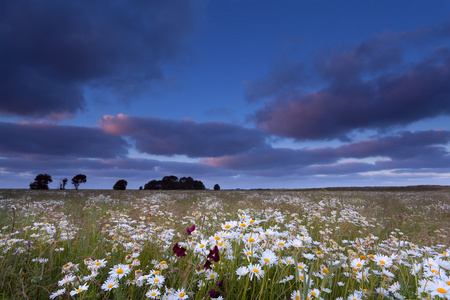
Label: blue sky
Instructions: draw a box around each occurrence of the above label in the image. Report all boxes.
[1,0,450,189]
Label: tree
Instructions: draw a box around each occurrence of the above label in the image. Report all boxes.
[29,174,52,190]
[214,184,220,191]
[72,174,87,190]
[113,179,127,190]
[161,175,178,190]
[59,178,68,190]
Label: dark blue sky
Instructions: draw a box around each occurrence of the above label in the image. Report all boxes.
[1,0,450,189]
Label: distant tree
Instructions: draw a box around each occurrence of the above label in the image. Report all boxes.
[59,178,68,190]
[144,176,205,190]
[214,184,220,191]
[144,179,162,190]
[161,175,178,190]
[29,174,52,190]
[113,179,127,190]
[192,180,206,190]
[72,174,87,190]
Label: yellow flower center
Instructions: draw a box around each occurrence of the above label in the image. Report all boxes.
[214,236,220,240]
[447,281,450,285]
[95,262,101,265]
[253,268,259,274]
[311,291,317,296]
[379,260,385,265]
[278,242,284,246]
[76,289,82,293]
[247,251,252,255]
[225,225,231,229]
[250,220,255,224]
[248,238,255,243]
[437,287,447,294]
[295,296,300,300]
[151,292,156,296]
[298,265,303,269]
[322,268,329,274]
[116,268,123,274]
[287,260,292,264]
[179,292,185,297]
[210,274,215,278]
[155,271,160,274]
[300,275,304,280]
[264,258,270,263]
[357,263,362,267]
[108,284,114,288]
[199,244,205,248]
[218,242,224,246]
[240,223,246,227]
[154,279,159,283]
[160,261,166,264]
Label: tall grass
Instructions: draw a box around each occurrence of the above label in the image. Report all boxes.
[0,189,449,299]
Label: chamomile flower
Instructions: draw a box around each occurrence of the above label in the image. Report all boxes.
[373,254,393,268]
[174,288,188,299]
[236,266,249,278]
[109,264,131,279]
[148,274,165,287]
[146,289,161,299]
[58,274,76,286]
[248,263,264,280]
[49,288,65,299]
[101,278,118,291]
[291,290,301,300]
[69,283,89,296]
[260,249,277,266]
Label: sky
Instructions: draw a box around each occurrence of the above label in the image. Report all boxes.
[1,0,450,190]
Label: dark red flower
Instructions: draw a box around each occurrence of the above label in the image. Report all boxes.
[172,243,187,258]
[207,245,220,262]
[203,259,212,270]
[208,289,220,298]
[186,224,195,235]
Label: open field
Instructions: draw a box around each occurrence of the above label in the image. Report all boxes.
[0,189,449,299]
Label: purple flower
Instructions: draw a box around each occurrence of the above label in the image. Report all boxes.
[172,243,187,258]
[208,289,220,298]
[203,260,212,270]
[207,245,220,262]
[186,224,195,235]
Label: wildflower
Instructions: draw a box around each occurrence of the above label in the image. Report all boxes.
[49,288,65,299]
[291,290,301,300]
[69,283,88,296]
[347,291,362,300]
[205,270,218,280]
[308,288,320,298]
[186,224,195,235]
[88,258,107,270]
[194,240,208,253]
[109,264,131,279]
[146,289,161,299]
[351,257,366,270]
[58,274,76,286]
[303,253,316,260]
[428,280,449,298]
[248,263,264,280]
[260,249,277,266]
[148,274,165,287]
[373,254,393,268]
[236,266,249,278]
[207,246,220,262]
[208,288,221,298]
[174,288,188,299]
[101,278,118,291]
[173,243,187,258]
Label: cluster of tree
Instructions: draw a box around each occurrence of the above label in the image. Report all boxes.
[29,174,87,190]
[142,176,206,190]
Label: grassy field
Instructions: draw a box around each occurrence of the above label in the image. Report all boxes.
[0,189,449,299]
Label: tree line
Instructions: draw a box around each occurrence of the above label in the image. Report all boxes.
[29,174,220,190]
[29,174,87,190]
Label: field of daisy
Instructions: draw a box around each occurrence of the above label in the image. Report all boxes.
[0,189,449,299]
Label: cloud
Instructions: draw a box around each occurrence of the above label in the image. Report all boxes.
[250,24,450,141]
[202,130,450,176]
[0,0,201,119]
[100,114,267,157]
[0,122,129,158]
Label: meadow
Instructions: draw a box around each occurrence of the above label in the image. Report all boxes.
[0,188,449,299]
